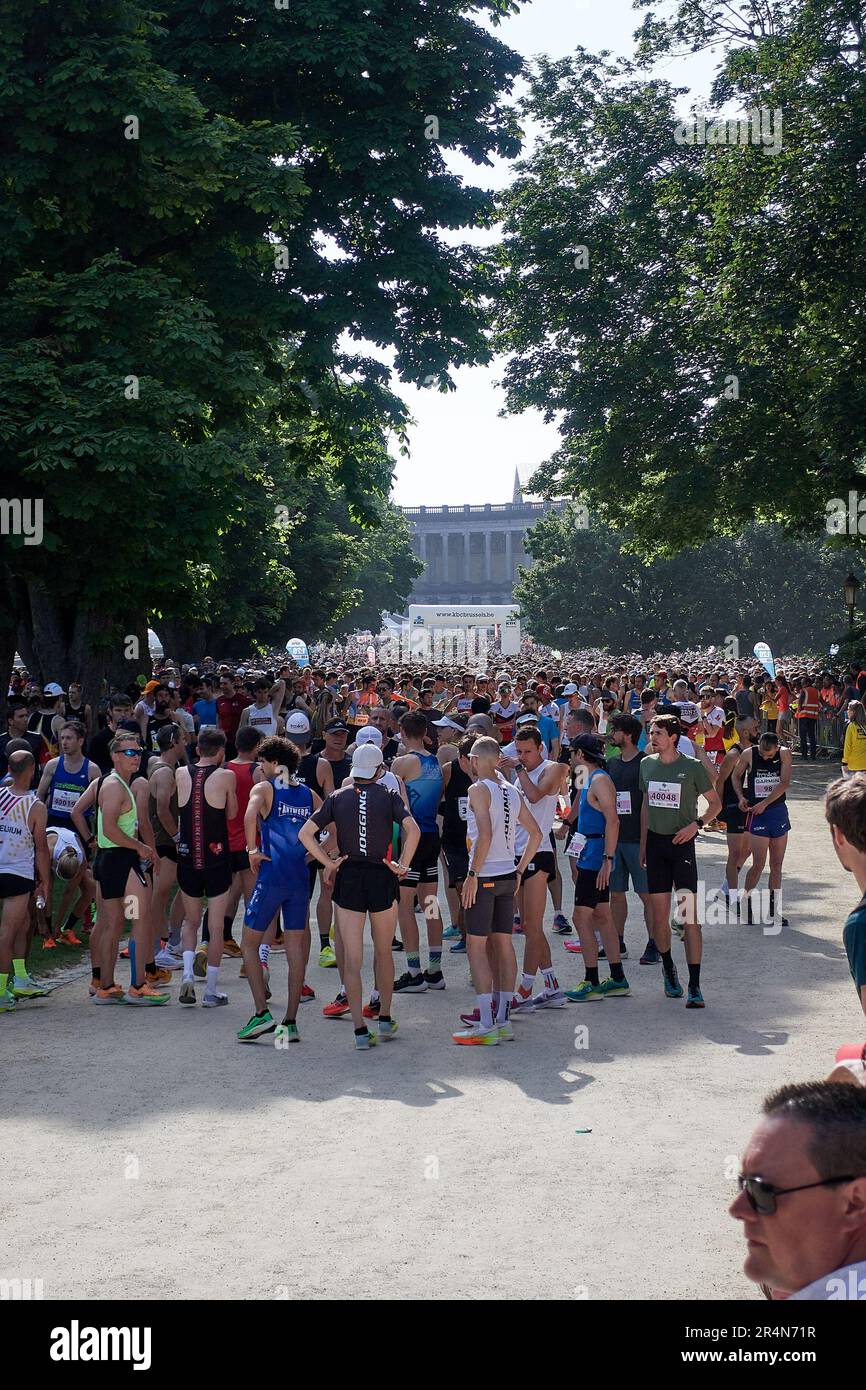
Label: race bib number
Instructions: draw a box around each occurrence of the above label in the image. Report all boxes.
[50,787,80,815]
[566,831,587,858]
[458,796,468,821]
[754,775,779,798]
[647,780,682,810]
[615,791,631,817]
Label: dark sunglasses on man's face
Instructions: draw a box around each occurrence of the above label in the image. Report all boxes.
[737,1172,860,1216]
[118,748,142,759]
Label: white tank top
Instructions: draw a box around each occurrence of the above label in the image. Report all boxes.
[0,787,37,878]
[515,759,559,852]
[49,825,84,872]
[467,776,519,877]
[247,702,278,737]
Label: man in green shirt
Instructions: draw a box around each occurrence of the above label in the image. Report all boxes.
[639,714,720,1009]
[824,775,866,1020]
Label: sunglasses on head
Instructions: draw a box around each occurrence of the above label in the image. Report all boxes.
[737,1172,860,1216]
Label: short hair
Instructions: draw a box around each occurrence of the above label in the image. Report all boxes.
[651,714,680,741]
[109,732,140,754]
[110,696,133,711]
[6,699,27,720]
[60,720,86,741]
[253,677,270,692]
[566,708,596,733]
[470,695,492,714]
[156,723,182,752]
[610,713,642,742]
[400,710,428,740]
[457,734,479,759]
[514,727,542,748]
[758,732,780,751]
[825,774,866,853]
[7,746,35,771]
[640,689,657,705]
[763,1082,866,1182]
[235,725,263,754]
[469,736,499,761]
[197,725,226,756]
[257,736,300,773]
[56,846,81,881]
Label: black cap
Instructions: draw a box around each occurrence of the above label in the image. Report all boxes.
[324,718,350,734]
[570,733,605,761]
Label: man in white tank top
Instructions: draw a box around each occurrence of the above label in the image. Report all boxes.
[453,737,542,1046]
[0,748,50,1010]
[238,678,284,739]
[510,727,569,1012]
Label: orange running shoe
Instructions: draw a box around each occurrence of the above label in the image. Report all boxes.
[145,967,172,985]
[124,982,170,1006]
[42,937,58,950]
[58,929,83,946]
[222,940,242,958]
[92,984,126,1004]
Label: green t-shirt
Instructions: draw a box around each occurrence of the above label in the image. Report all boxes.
[843,890,866,1001]
[639,752,713,835]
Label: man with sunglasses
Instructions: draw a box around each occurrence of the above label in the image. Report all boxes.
[731,1082,866,1299]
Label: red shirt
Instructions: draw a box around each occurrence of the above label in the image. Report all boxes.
[227,759,256,852]
[217,693,252,740]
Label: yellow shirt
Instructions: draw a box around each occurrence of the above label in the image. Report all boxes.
[843,721,866,771]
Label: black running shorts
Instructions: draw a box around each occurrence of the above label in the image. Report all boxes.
[645,829,698,895]
[522,849,557,883]
[465,872,517,938]
[441,840,469,888]
[573,865,610,909]
[718,806,747,837]
[230,848,250,874]
[402,829,441,887]
[94,847,147,900]
[156,842,178,863]
[0,872,34,898]
[332,861,399,915]
[177,858,232,899]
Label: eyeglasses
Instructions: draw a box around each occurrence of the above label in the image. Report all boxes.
[117,748,142,759]
[737,1172,860,1216]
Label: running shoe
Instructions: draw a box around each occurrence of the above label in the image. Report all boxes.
[531,987,568,1009]
[155,948,183,970]
[120,946,130,959]
[510,987,535,1014]
[639,940,660,965]
[564,939,583,954]
[443,925,461,939]
[354,1028,378,1050]
[274,1021,300,1043]
[179,980,196,1005]
[391,936,404,951]
[12,975,50,998]
[394,971,427,994]
[663,967,684,999]
[452,1021,499,1045]
[318,945,337,968]
[498,1019,515,1042]
[619,938,628,960]
[449,939,466,953]
[92,984,126,1004]
[237,1010,276,1042]
[41,937,58,951]
[552,915,572,935]
[58,929,83,946]
[362,997,380,1020]
[378,1018,399,1040]
[686,985,705,1009]
[202,991,228,1007]
[124,983,170,1006]
[222,940,242,958]
[424,969,445,990]
[88,979,99,997]
[193,949,208,979]
[565,980,604,1003]
[324,993,350,1019]
[512,915,524,935]
[459,1007,481,1025]
[0,990,17,1012]
[300,983,315,1003]
[145,967,172,986]
[598,976,631,998]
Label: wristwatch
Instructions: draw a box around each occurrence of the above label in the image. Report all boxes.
[467,869,477,878]
[603,854,615,861]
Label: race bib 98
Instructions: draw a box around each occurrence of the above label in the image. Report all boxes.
[754,775,779,798]
[647,781,682,809]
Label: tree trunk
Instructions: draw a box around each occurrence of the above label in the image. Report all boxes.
[18,579,148,707]
[0,565,22,713]
[154,617,208,669]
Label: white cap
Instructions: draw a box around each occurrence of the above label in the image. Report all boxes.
[44,682,65,697]
[355,725,383,747]
[562,683,578,695]
[285,711,311,741]
[351,744,384,779]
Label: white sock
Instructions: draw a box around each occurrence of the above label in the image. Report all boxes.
[182,949,195,981]
[494,991,510,1023]
[259,944,270,966]
[206,964,220,996]
[520,971,534,993]
[479,993,494,1029]
[542,966,558,990]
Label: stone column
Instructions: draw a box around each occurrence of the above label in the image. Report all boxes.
[483,531,491,582]
[506,530,515,582]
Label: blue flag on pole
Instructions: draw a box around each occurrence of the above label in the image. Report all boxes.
[753,641,776,680]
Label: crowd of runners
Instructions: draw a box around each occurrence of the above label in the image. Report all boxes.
[1,651,865,1054]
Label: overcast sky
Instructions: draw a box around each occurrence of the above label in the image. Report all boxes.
[389,0,720,506]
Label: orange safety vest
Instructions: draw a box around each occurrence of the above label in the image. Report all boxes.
[797,686,820,719]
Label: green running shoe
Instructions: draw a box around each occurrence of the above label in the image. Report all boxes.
[377,1018,399,1040]
[274,1021,300,1044]
[663,966,684,999]
[599,976,630,998]
[686,984,705,1009]
[565,980,604,1002]
[354,1028,378,1050]
[12,976,50,998]
[237,1010,275,1042]
[0,990,17,1013]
